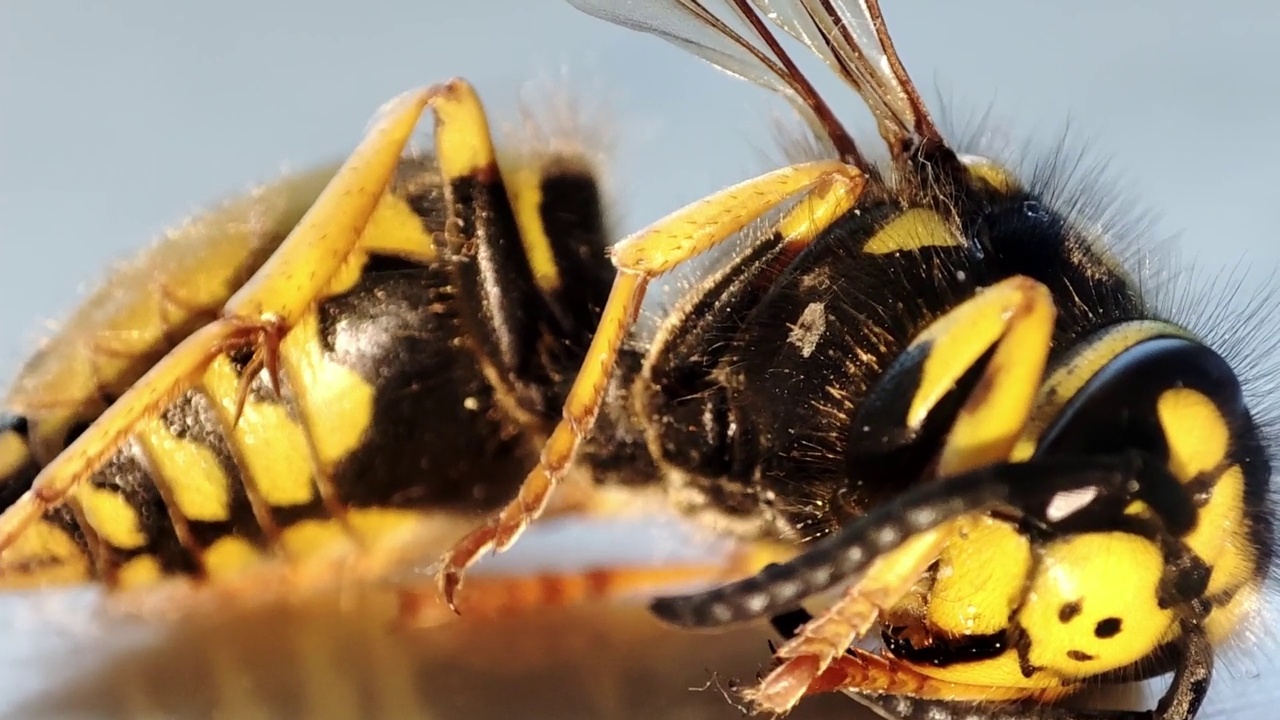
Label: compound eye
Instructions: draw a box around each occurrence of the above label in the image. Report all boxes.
[1017,532,1174,678]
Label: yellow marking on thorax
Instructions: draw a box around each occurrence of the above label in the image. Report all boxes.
[76,485,147,550]
[201,357,316,508]
[958,155,1017,193]
[506,165,563,291]
[278,311,375,472]
[862,208,961,255]
[136,417,233,524]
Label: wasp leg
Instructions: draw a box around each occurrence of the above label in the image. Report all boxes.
[645,276,1056,712]
[399,561,745,628]
[410,538,800,626]
[435,161,868,609]
[827,620,1212,720]
[0,84,473,568]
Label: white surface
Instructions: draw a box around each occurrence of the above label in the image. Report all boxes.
[2,1,1280,718]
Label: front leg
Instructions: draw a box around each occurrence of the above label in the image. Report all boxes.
[649,276,1058,713]
[824,620,1211,720]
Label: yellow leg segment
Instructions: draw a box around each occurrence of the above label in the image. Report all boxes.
[748,276,1058,713]
[0,81,490,572]
[435,162,867,608]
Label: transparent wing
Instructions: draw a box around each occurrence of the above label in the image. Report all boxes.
[754,0,938,154]
[567,0,862,166]
[567,0,944,167]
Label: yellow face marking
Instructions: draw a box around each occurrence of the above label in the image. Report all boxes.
[1204,520,1256,599]
[1155,388,1251,588]
[202,536,262,578]
[905,645,1065,689]
[278,311,376,472]
[0,518,91,587]
[202,358,316,508]
[862,208,962,255]
[506,165,563,292]
[1187,464,1246,578]
[1018,532,1174,679]
[116,554,163,589]
[930,517,1032,636]
[1157,388,1229,481]
[136,418,232,524]
[76,485,147,550]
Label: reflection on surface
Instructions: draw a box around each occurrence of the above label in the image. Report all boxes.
[1,518,1278,720]
[4,587,863,720]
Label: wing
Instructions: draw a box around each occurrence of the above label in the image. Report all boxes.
[566,0,945,170]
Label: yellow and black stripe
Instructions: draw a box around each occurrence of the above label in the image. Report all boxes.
[0,81,617,592]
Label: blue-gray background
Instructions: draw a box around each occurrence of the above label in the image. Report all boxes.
[1,1,1279,718]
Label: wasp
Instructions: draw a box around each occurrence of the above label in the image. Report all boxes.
[1,2,1275,720]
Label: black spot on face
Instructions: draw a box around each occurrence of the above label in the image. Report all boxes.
[1067,650,1095,662]
[1058,600,1082,623]
[1094,617,1122,638]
